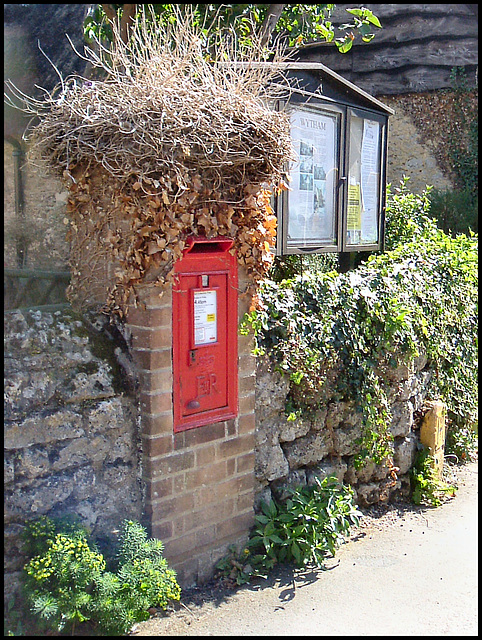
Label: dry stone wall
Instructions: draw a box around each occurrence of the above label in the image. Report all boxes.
[254,353,432,508]
[4,308,142,600]
[4,307,433,600]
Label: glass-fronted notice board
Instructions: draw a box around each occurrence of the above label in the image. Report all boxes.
[287,108,339,249]
[279,99,388,255]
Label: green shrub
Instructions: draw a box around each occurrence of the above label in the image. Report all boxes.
[216,475,361,584]
[250,476,361,567]
[410,446,457,507]
[246,179,478,467]
[427,187,478,236]
[21,517,181,636]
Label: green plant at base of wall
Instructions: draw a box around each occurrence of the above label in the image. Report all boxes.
[216,475,361,585]
[410,447,457,507]
[20,517,181,636]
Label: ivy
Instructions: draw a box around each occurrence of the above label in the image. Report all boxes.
[246,179,478,467]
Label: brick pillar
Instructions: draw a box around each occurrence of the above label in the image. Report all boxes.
[126,268,256,587]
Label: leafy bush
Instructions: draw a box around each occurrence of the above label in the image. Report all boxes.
[428,187,478,237]
[21,517,180,636]
[248,179,478,467]
[250,476,361,568]
[216,476,361,585]
[94,520,181,635]
[410,446,457,507]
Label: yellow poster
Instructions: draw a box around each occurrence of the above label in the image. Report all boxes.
[347,183,362,230]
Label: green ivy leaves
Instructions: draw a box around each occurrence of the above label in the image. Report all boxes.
[248,179,478,467]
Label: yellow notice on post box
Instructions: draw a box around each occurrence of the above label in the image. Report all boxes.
[194,290,217,346]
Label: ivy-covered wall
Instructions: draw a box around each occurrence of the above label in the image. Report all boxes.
[254,353,430,507]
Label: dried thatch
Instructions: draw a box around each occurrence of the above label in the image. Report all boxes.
[6,8,295,314]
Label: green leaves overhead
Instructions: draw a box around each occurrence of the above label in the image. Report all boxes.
[84,4,382,53]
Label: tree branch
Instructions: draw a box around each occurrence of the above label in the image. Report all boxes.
[120,4,137,44]
[259,4,285,47]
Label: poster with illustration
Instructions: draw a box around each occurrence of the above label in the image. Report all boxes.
[288,109,338,247]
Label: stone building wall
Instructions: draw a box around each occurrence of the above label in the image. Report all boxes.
[4,142,71,270]
[383,97,453,194]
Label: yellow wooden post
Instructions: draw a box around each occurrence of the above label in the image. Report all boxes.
[420,401,446,479]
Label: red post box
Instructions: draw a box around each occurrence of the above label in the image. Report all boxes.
[172,237,238,432]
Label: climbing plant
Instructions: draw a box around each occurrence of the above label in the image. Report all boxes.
[246,179,478,467]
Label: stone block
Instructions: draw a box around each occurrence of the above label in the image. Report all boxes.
[282,429,333,469]
[394,432,418,475]
[390,401,414,438]
[306,458,348,485]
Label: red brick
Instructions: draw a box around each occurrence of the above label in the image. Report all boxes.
[127,307,171,329]
[216,511,255,541]
[226,458,236,475]
[195,525,217,548]
[239,393,255,415]
[238,333,255,352]
[239,374,256,396]
[226,419,236,437]
[150,492,195,520]
[140,391,172,415]
[138,369,172,394]
[141,287,172,311]
[238,412,256,434]
[173,474,187,494]
[131,327,171,350]
[162,532,199,560]
[141,412,173,437]
[238,353,256,377]
[132,346,172,370]
[142,434,173,457]
[236,451,255,474]
[144,477,173,501]
[174,422,226,450]
[217,433,255,459]
[184,461,228,490]
[154,450,196,475]
[195,444,217,467]
[143,450,195,479]
[195,473,254,507]
[235,490,254,514]
[151,520,173,541]
[182,501,234,532]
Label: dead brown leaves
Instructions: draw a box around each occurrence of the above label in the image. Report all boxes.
[64,163,285,316]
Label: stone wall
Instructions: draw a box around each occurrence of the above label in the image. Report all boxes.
[4,305,433,601]
[254,353,432,508]
[4,308,142,601]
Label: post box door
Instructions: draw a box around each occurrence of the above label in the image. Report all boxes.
[172,244,238,431]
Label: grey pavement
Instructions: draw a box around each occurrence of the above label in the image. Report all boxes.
[131,461,478,636]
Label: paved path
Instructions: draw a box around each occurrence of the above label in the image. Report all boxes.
[131,462,478,636]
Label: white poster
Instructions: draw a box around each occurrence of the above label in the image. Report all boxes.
[360,119,380,243]
[288,109,338,246]
[193,290,217,346]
